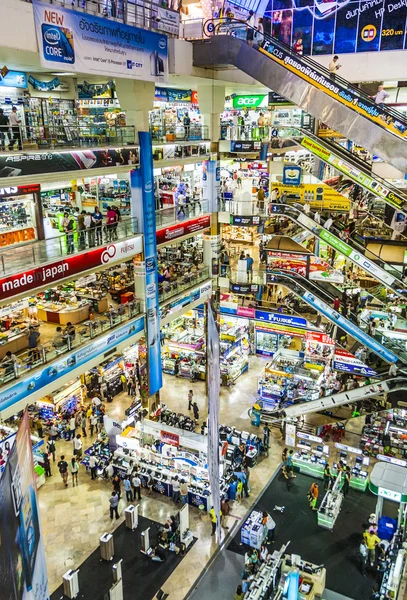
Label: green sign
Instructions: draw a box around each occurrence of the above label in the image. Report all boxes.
[319,229,352,257]
[232,94,267,109]
[301,136,406,213]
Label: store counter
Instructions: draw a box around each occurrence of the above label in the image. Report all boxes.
[281,557,326,598]
[0,330,28,359]
[241,510,266,549]
[293,453,326,479]
[37,304,90,325]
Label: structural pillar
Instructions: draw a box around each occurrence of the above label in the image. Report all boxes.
[115,79,155,143]
[197,84,225,146]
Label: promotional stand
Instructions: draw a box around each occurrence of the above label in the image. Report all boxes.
[179,504,194,550]
[62,569,80,599]
[317,474,343,531]
[100,533,114,561]
[140,527,152,556]
[124,504,139,530]
[109,560,123,600]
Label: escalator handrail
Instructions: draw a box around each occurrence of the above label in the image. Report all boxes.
[204,19,407,132]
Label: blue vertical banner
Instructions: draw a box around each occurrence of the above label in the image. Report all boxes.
[138,132,162,396]
[202,159,220,213]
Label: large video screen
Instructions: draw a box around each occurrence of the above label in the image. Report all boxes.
[263,0,407,55]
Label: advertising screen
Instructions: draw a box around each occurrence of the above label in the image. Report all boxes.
[264,0,407,55]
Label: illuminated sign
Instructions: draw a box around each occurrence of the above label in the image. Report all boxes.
[378,487,402,502]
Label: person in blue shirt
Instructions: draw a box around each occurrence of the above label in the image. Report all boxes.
[246,253,254,282]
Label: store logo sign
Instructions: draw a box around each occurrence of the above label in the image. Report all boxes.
[232,95,266,108]
[0,187,18,196]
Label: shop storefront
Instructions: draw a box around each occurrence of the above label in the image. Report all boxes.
[155,163,204,208]
[150,87,203,142]
[0,184,41,247]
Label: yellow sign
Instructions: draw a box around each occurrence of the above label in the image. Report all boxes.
[273,182,350,211]
[361,25,377,42]
[265,368,293,378]
[304,362,324,371]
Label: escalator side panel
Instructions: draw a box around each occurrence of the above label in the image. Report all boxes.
[193,36,407,172]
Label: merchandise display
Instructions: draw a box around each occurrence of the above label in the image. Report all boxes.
[317,474,344,530]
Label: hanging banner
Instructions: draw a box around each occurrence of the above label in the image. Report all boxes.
[285,422,296,447]
[32,0,168,82]
[28,75,61,92]
[77,80,115,99]
[138,132,163,396]
[333,348,377,377]
[207,304,221,541]
[0,412,49,600]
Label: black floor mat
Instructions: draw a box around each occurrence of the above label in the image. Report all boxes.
[51,515,195,600]
[227,470,396,600]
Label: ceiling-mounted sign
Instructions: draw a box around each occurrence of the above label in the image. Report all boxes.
[230,215,261,226]
[28,75,61,92]
[232,94,267,109]
[78,80,114,99]
[153,7,180,36]
[378,487,402,502]
[230,141,261,153]
[0,70,27,89]
[283,165,302,186]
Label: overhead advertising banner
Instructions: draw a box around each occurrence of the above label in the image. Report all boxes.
[0,70,27,88]
[272,181,350,211]
[302,291,399,363]
[255,310,307,328]
[32,0,169,82]
[230,215,261,226]
[0,412,49,600]
[138,132,162,397]
[230,141,262,153]
[0,147,139,179]
[264,0,407,56]
[333,348,377,376]
[0,316,144,413]
[229,283,259,294]
[156,215,211,245]
[232,94,267,109]
[259,41,407,139]
[283,164,302,186]
[207,305,221,541]
[301,136,407,211]
[0,237,142,302]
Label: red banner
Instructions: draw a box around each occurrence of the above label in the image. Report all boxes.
[156,215,211,246]
[306,331,334,345]
[0,237,142,301]
[161,430,180,446]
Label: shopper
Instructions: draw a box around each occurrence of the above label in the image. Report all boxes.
[120,372,128,392]
[112,475,122,500]
[371,85,389,108]
[360,539,368,575]
[328,55,341,80]
[0,108,9,151]
[68,415,76,440]
[246,253,254,282]
[90,412,98,436]
[61,212,75,254]
[47,436,56,462]
[363,529,381,566]
[8,106,22,151]
[236,478,243,503]
[105,460,114,481]
[64,322,76,345]
[246,10,255,47]
[323,463,332,491]
[180,479,188,505]
[172,476,181,504]
[233,584,245,600]
[177,191,186,218]
[43,452,52,477]
[389,362,398,377]
[221,498,230,529]
[27,326,41,365]
[89,454,98,480]
[333,297,340,311]
[263,424,270,456]
[209,506,218,536]
[106,206,118,241]
[341,466,351,496]
[193,402,199,420]
[324,216,333,230]
[81,413,87,438]
[73,434,83,459]
[314,210,321,224]
[92,207,103,245]
[188,389,194,411]
[132,472,142,500]
[70,457,79,486]
[121,475,132,502]
[109,491,120,520]
[263,511,276,544]
[257,187,265,212]
[308,482,319,510]
[293,37,303,54]
[303,200,311,215]
[58,455,69,488]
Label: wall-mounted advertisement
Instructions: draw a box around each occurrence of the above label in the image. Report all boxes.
[264,0,407,55]
[0,412,49,600]
[32,0,168,82]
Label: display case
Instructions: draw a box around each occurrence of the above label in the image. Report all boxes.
[241,510,267,549]
[317,474,343,530]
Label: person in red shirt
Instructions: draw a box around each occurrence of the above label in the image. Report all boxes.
[106,206,118,241]
[333,297,340,311]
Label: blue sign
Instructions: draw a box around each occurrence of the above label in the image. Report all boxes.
[333,360,377,377]
[0,317,145,413]
[255,310,307,328]
[0,71,27,89]
[139,132,163,397]
[302,291,399,363]
[28,75,60,92]
[32,1,168,82]
[283,165,302,186]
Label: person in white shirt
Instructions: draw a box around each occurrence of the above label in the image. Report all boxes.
[89,454,98,480]
[303,201,311,215]
[105,461,114,480]
[69,416,76,440]
[92,396,102,407]
[324,217,333,230]
[172,476,181,504]
[8,106,22,151]
[389,362,398,377]
[314,211,321,224]
[132,473,142,500]
[264,511,276,544]
[84,212,94,247]
[371,85,390,107]
[177,193,186,218]
[90,413,98,436]
[328,55,341,80]
[73,434,83,459]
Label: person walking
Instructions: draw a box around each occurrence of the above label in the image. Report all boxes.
[132,472,142,500]
[90,412,98,436]
[81,413,87,438]
[246,253,254,282]
[0,108,9,151]
[172,476,181,504]
[112,474,122,500]
[308,482,319,510]
[109,491,120,520]
[193,402,199,420]
[188,389,194,411]
[221,498,230,529]
[123,475,133,502]
[236,478,243,503]
[73,434,83,459]
[180,479,188,505]
[89,454,98,480]
[360,539,368,576]
[47,436,56,462]
[264,511,276,544]
[43,452,52,477]
[58,455,69,488]
[263,424,270,456]
[209,506,218,536]
[8,106,22,151]
[68,415,76,441]
[70,457,79,486]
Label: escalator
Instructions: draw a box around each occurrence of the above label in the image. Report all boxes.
[265,203,406,296]
[271,270,403,365]
[194,23,407,173]
[284,375,407,417]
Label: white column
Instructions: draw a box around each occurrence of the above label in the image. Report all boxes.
[197,84,225,142]
[115,79,155,142]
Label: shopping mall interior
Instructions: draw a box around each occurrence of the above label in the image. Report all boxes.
[0,0,407,599]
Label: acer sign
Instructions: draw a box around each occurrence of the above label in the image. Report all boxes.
[232,94,267,109]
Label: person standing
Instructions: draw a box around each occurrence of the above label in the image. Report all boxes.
[188,389,194,411]
[132,472,142,500]
[27,326,41,365]
[264,511,276,544]
[43,452,52,477]
[246,253,254,282]
[112,474,121,500]
[209,506,218,536]
[123,475,133,502]
[92,206,103,245]
[308,482,319,510]
[47,436,56,462]
[246,10,255,47]
[81,413,87,438]
[221,498,230,529]
[70,457,79,486]
[333,297,341,311]
[342,466,351,497]
[363,529,381,566]
[89,454,98,480]
[68,414,76,441]
[58,455,69,488]
[90,412,98,436]
[77,210,87,250]
[328,55,341,80]
[109,491,120,520]
[8,106,22,151]
[323,463,332,491]
[360,539,368,576]
[73,434,83,459]
[172,476,181,504]
[106,206,118,241]
[61,212,75,254]
[193,402,199,420]
[389,362,398,377]
[303,200,311,215]
[263,424,270,456]
[180,479,188,505]
[0,108,9,151]
[236,478,243,503]
[120,372,128,392]
[177,191,186,218]
[84,211,94,247]
[371,85,390,108]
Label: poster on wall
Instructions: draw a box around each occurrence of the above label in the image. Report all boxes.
[32,0,168,82]
[0,412,49,600]
[264,0,407,55]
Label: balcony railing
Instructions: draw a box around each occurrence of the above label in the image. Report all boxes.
[155,200,209,228]
[159,266,210,303]
[150,125,210,143]
[0,300,141,388]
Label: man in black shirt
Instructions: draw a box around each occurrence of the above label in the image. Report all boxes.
[57,455,69,487]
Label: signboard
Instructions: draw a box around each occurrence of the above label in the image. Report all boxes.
[285,422,296,447]
[333,348,377,376]
[255,310,307,328]
[0,237,142,302]
[232,94,267,109]
[260,40,407,139]
[155,87,194,102]
[302,291,399,363]
[0,147,139,179]
[377,455,407,468]
[268,91,292,106]
[378,487,402,502]
[32,1,169,82]
[230,215,261,226]
[334,443,362,455]
[273,181,350,211]
[283,165,301,186]
[264,0,407,55]
[0,70,27,88]
[230,141,261,153]
[202,159,220,213]
[0,184,40,196]
[301,137,407,209]
[154,7,180,35]
[297,432,322,443]
[237,306,256,318]
[229,283,259,294]
[156,215,211,245]
[161,430,180,446]
[0,316,144,413]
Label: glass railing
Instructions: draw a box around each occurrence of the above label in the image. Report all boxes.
[150,125,210,143]
[155,200,209,228]
[0,300,141,388]
[159,266,210,303]
[0,217,139,277]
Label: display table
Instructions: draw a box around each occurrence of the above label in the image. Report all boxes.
[281,557,326,598]
[37,304,89,325]
[0,331,28,359]
[241,510,266,549]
